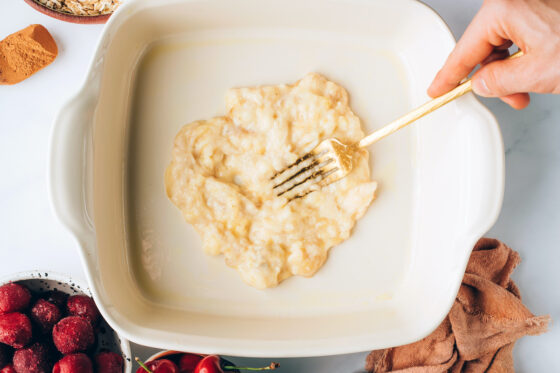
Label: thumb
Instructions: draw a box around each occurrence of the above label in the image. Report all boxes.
[472,56,535,97]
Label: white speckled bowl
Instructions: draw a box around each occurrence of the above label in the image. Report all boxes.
[0,271,132,372]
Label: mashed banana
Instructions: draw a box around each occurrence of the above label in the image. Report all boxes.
[165,73,377,289]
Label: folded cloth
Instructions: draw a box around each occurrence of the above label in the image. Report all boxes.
[366,238,550,373]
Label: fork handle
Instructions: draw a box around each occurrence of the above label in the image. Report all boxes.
[357,50,524,148]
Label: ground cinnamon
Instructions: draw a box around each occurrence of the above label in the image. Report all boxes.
[0,24,58,85]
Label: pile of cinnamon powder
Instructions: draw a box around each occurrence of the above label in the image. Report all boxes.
[0,24,58,85]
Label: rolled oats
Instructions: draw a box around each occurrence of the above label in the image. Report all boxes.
[36,0,121,16]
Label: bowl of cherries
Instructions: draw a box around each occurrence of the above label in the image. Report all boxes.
[136,351,280,373]
[0,271,131,373]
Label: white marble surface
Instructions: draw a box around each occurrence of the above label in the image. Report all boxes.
[0,0,558,372]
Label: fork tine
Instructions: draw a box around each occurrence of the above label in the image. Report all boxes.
[276,158,334,196]
[271,149,329,184]
[285,166,340,200]
[271,138,354,202]
[273,158,321,190]
[271,153,315,183]
[279,164,338,198]
[318,166,339,180]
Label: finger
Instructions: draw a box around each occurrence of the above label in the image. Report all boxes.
[500,93,530,110]
[428,7,507,97]
[481,49,510,66]
[472,55,535,97]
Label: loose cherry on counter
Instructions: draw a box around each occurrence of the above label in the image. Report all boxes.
[193,355,222,373]
[178,353,204,372]
[135,357,179,373]
[194,355,279,373]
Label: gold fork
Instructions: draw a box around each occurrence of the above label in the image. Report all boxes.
[272,50,523,201]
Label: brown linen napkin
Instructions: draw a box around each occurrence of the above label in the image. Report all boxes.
[366,238,550,373]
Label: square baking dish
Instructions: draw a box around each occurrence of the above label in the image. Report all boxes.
[49,0,504,356]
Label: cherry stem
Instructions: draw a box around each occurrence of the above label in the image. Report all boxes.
[224,362,280,371]
[135,357,153,373]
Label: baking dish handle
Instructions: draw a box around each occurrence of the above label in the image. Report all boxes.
[48,92,96,249]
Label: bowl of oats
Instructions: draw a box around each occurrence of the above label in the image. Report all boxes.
[24,0,121,24]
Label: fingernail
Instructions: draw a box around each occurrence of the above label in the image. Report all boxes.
[473,77,490,96]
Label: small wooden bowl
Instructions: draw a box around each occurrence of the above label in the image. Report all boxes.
[23,0,113,24]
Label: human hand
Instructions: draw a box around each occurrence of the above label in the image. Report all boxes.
[428,0,560,109]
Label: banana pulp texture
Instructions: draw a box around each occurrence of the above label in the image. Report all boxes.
[165,73,377,289]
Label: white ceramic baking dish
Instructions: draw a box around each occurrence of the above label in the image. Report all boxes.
[49,0,504,357]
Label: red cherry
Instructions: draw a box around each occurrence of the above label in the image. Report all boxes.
[136,358,179,373]
[179,353,204,372]
[0,283,31,314]
[0,365,16,373]
[52,353,94,373]
[194,355,279,373]
[194,355,223,373]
